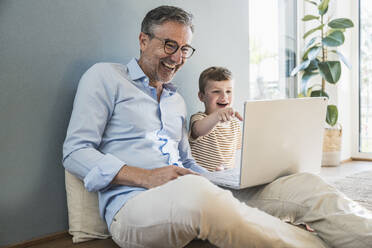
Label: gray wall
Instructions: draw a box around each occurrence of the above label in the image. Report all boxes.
[0,0,249,246]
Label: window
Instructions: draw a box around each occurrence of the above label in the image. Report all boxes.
[359,0,372,153]
[249,0,297,100]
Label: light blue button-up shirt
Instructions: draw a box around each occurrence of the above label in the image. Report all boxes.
[63,58,206,227]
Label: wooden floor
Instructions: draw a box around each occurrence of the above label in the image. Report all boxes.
[320,160,372,182]
[26,233,118,248]
[6,232,215,248]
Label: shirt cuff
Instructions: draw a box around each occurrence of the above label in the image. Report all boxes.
[84,153,125,192]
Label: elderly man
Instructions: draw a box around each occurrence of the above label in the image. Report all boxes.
[63,5,372,248]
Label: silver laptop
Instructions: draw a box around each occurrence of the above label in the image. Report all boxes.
[202,97,328,189]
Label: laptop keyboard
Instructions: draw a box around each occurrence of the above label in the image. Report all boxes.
[202,168,240,185]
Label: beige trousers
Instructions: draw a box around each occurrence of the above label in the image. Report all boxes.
[110,173,371,248]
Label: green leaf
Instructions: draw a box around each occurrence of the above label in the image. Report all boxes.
[322,31,345,47]
[330,50,351,69]
[326,105,338,126]
[308,84,322,91]
[311,90,329,98]
[303,49,310,60]
[308,46,321,60]
[307,84,322,97]
[328,18,354,29]
[320,6,328,15]
[306,87,312,97]
[303,24,324,39]
[301,71,319,93]
[302,71,319,84]
[302,15,319,21]
[318,61,341,84]
[290,60,311,76]
[303,46,317,60]
[305,59,320,72]
[305,37,317,50]
[298,93,306,98]
[318,0,330,15]
[305,0,318,6]
[327,28,345,36]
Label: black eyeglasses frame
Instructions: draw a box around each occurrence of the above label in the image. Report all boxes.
[145,33,196,59]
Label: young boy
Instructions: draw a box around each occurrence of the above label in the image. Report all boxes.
[189,66,243,172]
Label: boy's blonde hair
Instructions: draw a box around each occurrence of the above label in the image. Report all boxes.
[199,66,233,93]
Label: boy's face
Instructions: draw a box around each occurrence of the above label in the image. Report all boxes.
[199,79,234,114]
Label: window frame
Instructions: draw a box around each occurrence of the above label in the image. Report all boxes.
[351,0,371,159]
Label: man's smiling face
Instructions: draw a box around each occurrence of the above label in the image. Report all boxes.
[138,21,193,86]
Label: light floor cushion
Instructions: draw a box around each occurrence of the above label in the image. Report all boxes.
[65,170,110,243]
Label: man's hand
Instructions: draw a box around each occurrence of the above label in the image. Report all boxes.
[112,165,198,189]
[215,107,243,122]
[144,165,199,188]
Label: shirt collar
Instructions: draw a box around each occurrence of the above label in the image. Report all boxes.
[127,58,147,81]
[163,82,177,94]
[127,58,177,94]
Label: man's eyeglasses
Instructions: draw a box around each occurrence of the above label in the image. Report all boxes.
[145,33,195,59]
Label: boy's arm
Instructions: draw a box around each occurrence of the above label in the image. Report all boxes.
[191,108,243,139]
[191,112,220,139]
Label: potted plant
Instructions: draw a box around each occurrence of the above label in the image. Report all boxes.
[290,0,354,166]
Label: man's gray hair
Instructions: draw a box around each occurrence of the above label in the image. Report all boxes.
[141,5,194,36]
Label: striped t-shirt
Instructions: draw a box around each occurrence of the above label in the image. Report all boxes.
[189,112,242,172]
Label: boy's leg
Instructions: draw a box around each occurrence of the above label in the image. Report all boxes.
[233,172,372,248]
[110,175,329,248]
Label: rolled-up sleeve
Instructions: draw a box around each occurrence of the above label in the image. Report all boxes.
[62,63,124,192]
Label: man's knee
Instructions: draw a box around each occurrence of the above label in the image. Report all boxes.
[171,175,235,218]
[276,172,332,193]
[293,172,336,192]
[274,172,343,210]
[294,172,323,181]
[173,175,225,205]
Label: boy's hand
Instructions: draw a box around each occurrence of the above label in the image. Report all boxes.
[215,107,243,122]
[234,111,243,121]
[191,108,243,139]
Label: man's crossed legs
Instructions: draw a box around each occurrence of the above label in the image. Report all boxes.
[110,173,371,248]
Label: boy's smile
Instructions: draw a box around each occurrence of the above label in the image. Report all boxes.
[217,102,229,107]
[199,79,234,115]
